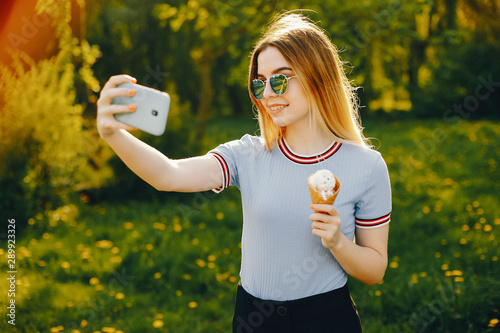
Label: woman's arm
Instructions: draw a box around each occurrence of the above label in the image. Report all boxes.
[97,75,223,192]
[310,204,388,285]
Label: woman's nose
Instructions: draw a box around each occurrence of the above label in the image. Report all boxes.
[262,81,277,99]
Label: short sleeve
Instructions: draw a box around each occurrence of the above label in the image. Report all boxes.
[354,155,392,229]
[206,134,259,193]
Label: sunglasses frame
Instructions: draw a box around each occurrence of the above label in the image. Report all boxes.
[251,74,297,100]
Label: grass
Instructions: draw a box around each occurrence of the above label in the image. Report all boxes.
[1,118,499,332]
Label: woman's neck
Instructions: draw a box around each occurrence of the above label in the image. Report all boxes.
[283,127,335,156]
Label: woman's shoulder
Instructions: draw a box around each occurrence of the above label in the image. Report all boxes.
[214,134,266,154]
[339,142,385,165]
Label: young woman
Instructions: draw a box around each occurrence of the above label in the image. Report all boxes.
[97,13,391,333]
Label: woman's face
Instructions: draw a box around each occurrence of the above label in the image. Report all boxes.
[256,46,309,130]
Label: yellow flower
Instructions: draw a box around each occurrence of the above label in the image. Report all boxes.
[411,274,418,284]
[61,261,70,269]
[154,272,162,279]
[216,212,224,220]
[115,293,125,300]
[189,301,198,308]
[489,318,499,327]
[152,320,164,328]
[124,222,134,229]
[389,262,399,269]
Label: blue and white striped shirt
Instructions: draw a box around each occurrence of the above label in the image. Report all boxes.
[209,134,391,301]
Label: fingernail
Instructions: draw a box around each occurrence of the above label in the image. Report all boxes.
[310,204,314,210]
[131,77,137,83]
[129,89,136,96]
[129,104,136,111]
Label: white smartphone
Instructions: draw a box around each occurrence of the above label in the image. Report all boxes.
[112,83,171,136]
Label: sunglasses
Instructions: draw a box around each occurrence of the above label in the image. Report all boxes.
[250,74,297,100]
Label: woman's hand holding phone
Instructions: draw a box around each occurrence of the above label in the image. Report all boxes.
[97,75,138,139]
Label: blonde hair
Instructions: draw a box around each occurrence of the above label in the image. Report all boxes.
[249,13,369,151]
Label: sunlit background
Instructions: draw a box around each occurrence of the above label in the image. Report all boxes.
[0,0,499,332]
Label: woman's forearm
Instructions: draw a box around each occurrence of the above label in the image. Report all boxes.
[103,129,176,190]
[330,231,388,285]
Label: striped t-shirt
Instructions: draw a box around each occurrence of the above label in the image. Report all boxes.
[208,134,391,301]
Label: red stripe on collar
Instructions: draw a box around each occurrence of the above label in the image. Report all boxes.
[278,138,341,164]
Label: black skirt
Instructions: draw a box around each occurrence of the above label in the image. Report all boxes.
[233,282,362,333]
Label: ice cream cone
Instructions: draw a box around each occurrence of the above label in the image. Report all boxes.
[308,175,341,205]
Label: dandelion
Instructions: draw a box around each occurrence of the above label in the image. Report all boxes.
[115,293,125,300]
[43,233,50,239]
[189,301,198,308]
[111,247,120,254]
[441,264,449,270]
[422,206,430,214]
[89,277,99,285]
[124,222,134,229]
[229,276,237,283]
[146,244,154,251]
[176,290,182,296]
[441,239,448,245]
[375,290,382,296]
[435,252,442,258]
[61,261,70,269]
[207,262,215,269]
[85,229,93,236]
[473,201,480,208]
[173,224,182,232]
[152,320,164,328]
[208,255,216,261]
[494,218,500,225]
[192,238,200,245]
[389,262,399,269]
[484,225,492,232]
[196,259,206,267]
[419,272,428,277]
[38,260,47,267]
[153,222,165,230]
[411,274,418,284]
[462,225,470,231]
[80,320,88,327]
[489,318,499,327]
[110,256,122,264]
[454,277,464,282]
[216,212,224,220]
[460,238,467,245]
[102,327,116,332]
[154,272,162,279]
[96,240,114,249]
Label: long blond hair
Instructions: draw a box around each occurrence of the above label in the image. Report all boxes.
[249,13,369,151]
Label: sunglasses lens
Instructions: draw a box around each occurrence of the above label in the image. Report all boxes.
[251,80,265,100]
[270,74,288,95]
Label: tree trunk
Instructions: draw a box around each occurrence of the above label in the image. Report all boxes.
[195,58,214,142]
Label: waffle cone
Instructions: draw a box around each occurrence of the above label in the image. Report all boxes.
[308,175,341,205]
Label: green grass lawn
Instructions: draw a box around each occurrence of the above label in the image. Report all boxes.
[1,118,499,332]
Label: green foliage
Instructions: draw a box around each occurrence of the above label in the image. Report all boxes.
[0,0,104,232]
[2,119,499,332]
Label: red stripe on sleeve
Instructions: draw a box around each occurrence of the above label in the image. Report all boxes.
[355,213,391,228]
[210,153,229,191]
